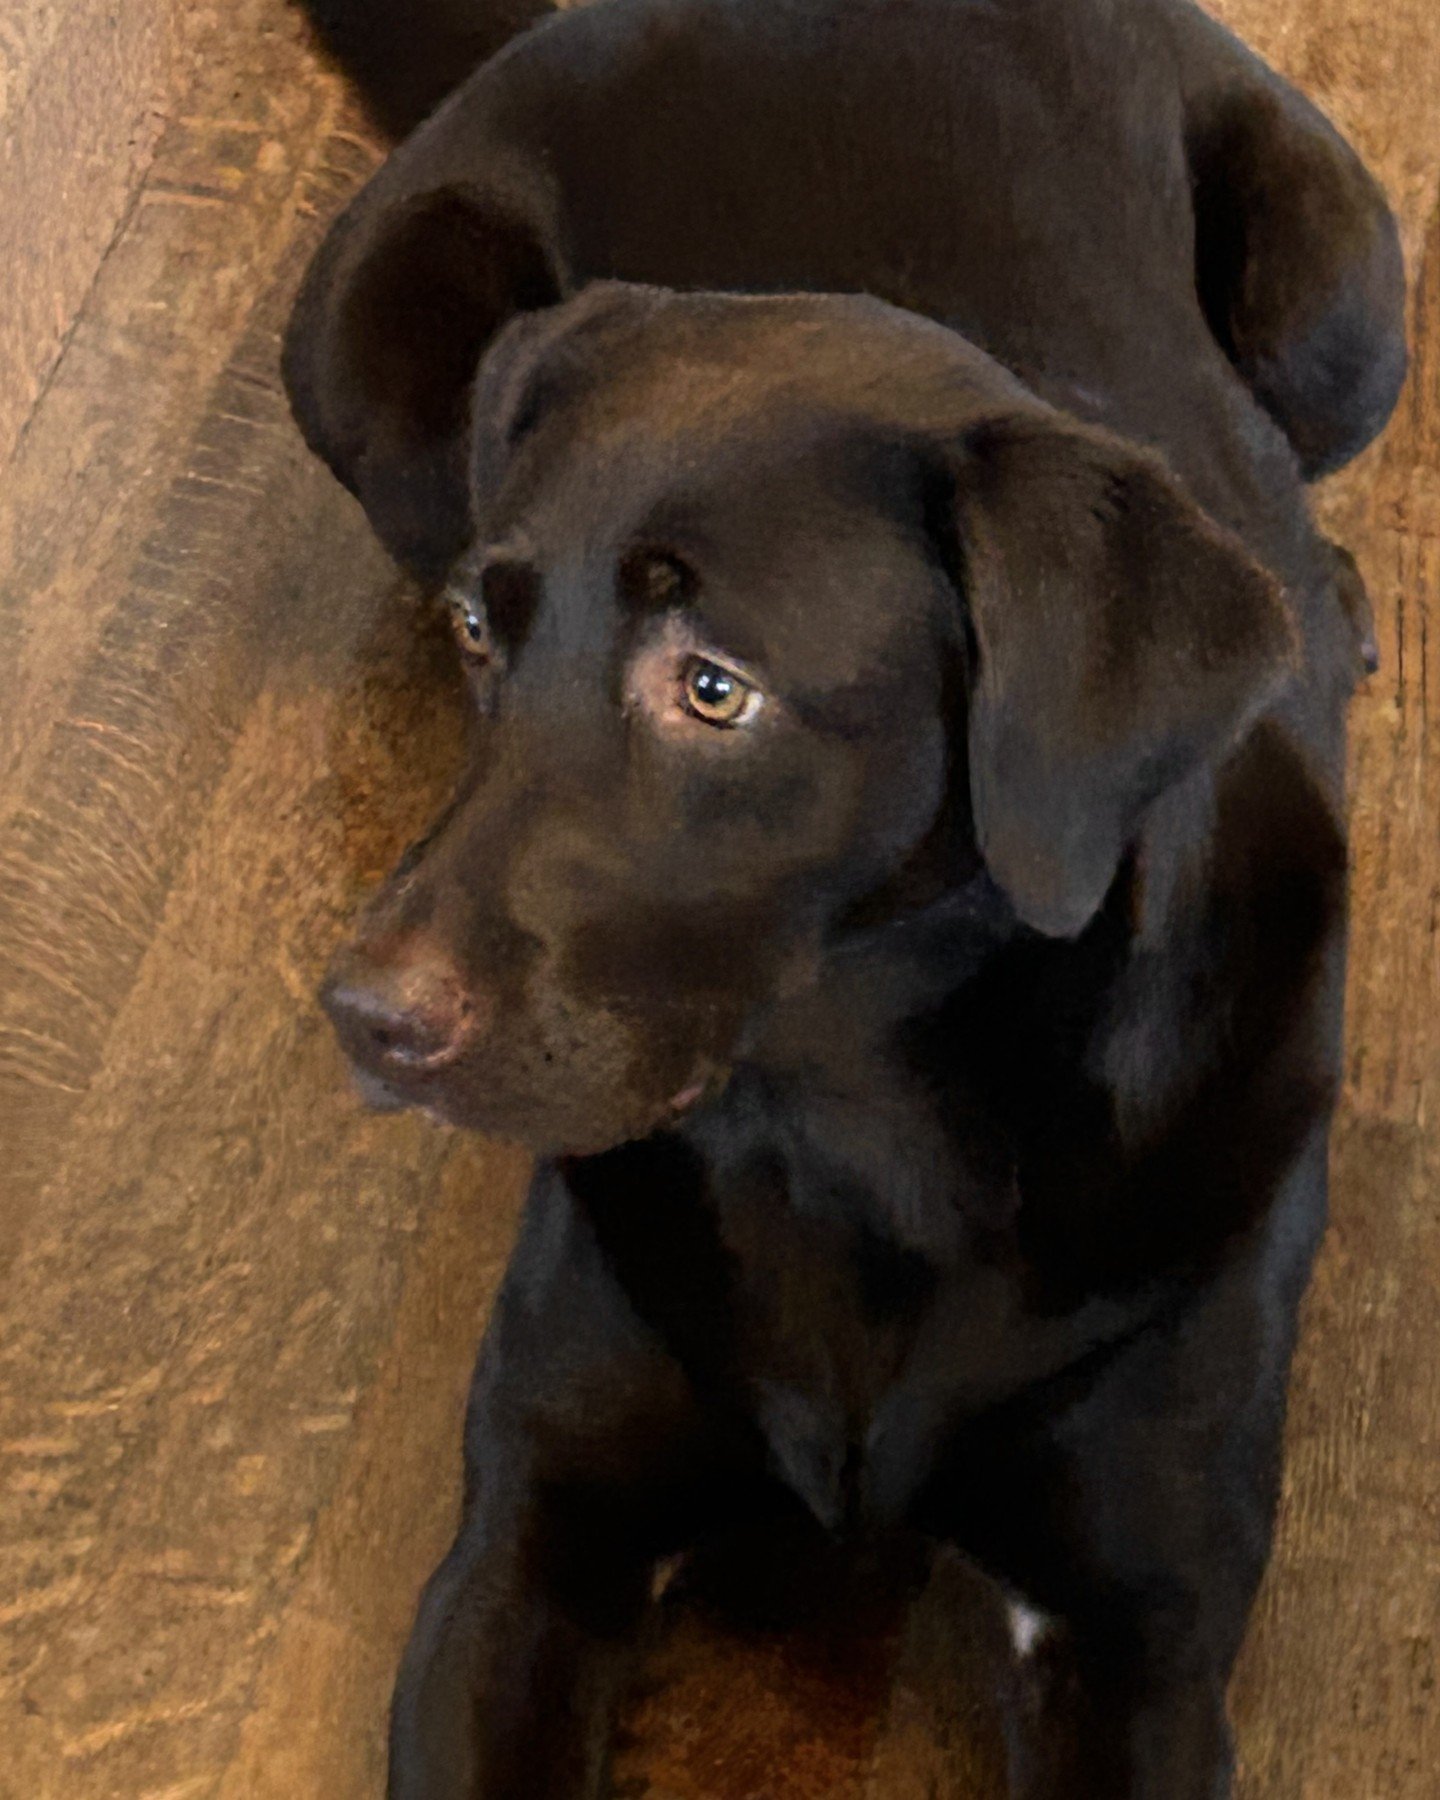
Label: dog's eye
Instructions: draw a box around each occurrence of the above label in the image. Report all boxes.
[680,656,760,727]
[446,594,491,662]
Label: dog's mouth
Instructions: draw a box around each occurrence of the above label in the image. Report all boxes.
[322,916,745,1151]
[349,1067,413,1114]
[343,1053,726,1149]
[666,1077,710,1116]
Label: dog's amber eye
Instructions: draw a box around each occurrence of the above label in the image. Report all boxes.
[680,656,758,727]
[447,594,490,661]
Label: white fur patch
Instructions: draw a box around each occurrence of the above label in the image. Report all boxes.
[1006,1598,1053,1659]
[650,1553,685,1602]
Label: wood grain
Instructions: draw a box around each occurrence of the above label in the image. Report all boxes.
[0,0,173,468]
[0,3,1435,1796]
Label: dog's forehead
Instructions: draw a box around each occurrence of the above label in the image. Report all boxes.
[478,283,1026,442]
[492,409,944,685]
[471,287,1010,679]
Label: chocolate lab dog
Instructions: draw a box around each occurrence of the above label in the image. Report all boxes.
[283,0,1405,1793]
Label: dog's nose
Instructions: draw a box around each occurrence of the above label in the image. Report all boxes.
[321,939,476,1073]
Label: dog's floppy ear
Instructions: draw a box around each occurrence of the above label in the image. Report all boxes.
[283,179,566,578]
[941,415,1295,937]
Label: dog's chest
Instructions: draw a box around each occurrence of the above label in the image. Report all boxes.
[725,1229,1109,1531]
[583,1117,1120,1530]
[721,1201,927,1528]
[713,1174,1036,1530]
[685,1061,1010,1528]
[709,1152,1125,1531]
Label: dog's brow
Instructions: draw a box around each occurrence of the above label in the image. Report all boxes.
[617,548,693,613]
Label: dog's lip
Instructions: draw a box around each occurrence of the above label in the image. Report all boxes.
[348,1068,415,1113]
[665,1060,729,1119]
[345,1057,727,1141]
[351,1069,460,1131]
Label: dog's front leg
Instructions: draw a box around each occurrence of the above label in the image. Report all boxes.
[387,1162,733,1800]
[995,1615,1237,1800]
[387,1465,648,1800]
[923,1237,1310,1799]
[944,1392,1273,1800]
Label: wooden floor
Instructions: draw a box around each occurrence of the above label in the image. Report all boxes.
[1,2,1436,1795]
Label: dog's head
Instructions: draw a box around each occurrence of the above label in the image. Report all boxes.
[286,201,1294,1154]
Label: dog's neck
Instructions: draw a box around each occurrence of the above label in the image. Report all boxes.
[695,727,1347,1303]
[692,869,1133,1267]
